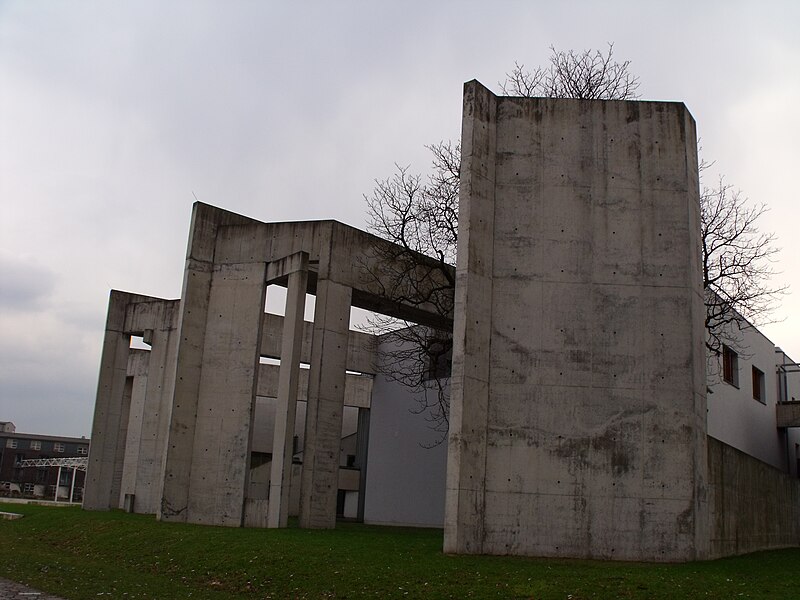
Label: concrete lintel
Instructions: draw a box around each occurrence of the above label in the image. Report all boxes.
[256,364,373,408]
[260,313,376,375]
[266,251,313,283]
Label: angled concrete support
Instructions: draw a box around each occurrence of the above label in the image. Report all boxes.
[300,278,352,528]
[268,252,309,528]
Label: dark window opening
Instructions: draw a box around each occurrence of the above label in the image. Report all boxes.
[752,366,765,404]
[722,345,739,387]
[425,337,453,381]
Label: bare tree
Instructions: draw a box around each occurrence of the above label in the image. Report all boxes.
[500,44,640,100]
[363,144,459,444]
[701,172,786,355]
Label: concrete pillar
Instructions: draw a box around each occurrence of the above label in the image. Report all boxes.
[134,323,179,514]
[268,253,309,528]
[444,81,496,554]
[160,204,268,526]
[300,279,352,528]
[355,407,371,522]
[84,291,133,510]
[119,350,148,509]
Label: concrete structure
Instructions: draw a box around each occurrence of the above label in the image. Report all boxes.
[84,80,799,562]
[446,82,707,561]
[85,207,450,530]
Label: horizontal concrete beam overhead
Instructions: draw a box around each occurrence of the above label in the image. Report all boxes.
[260,312,376,374]
[193,202,453,331]
[256,363,372,409]
[123,298,180,335]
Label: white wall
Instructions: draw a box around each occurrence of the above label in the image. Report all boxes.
[363,365,447,527]
[707,322,800,475]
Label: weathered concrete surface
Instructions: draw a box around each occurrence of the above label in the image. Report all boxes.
[260,313,376,375]
[708,436,800,556]
[159,206,269,527]
[777,402,800,428]
[268,253,308,528]
[85,292,179,511]
[446,81,707,561]
[119,349,148,509]
[153,203,437,529]
[300,278,352,528]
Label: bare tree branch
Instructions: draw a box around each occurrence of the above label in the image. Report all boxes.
[500,44,640,100]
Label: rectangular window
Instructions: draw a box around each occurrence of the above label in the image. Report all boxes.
[722,345,739,387]
[53,442,64,453]
[752,366,765,403]
[30,440,41,450]
[6,438,17,449]
[77,446,88,455]
[23,483,34,494]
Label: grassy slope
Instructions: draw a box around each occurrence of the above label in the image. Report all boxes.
[1,503,798,599]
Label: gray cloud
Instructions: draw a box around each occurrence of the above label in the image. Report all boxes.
[0,254,55,311]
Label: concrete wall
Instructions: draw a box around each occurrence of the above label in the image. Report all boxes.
[708,436,800,556]
[446,82,707,561]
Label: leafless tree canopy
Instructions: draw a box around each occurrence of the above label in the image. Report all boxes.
[701,173,786,354]
[500,44,640,100]
[364,45,784,440]
[363,142,460,443]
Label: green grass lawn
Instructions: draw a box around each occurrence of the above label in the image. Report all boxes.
[1,503,798,599]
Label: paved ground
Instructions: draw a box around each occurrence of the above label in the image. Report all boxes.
[0,578,65,599]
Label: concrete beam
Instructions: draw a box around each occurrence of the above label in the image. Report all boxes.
[260,313,376,375]
[256,365,372,408]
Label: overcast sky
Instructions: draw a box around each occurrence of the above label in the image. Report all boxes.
[1,1,798,437]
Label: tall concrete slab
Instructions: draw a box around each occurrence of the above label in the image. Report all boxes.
[160,204,268,526]
[445,81,707,561]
